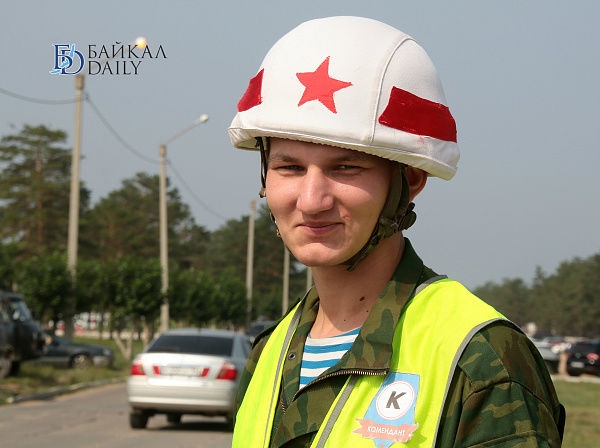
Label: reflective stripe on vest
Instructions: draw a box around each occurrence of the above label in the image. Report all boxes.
[233,279,506,448]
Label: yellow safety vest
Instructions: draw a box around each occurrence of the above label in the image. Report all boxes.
[233,279,506,448]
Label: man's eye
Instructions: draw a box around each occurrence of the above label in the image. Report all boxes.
[336,164,362,171]
[273,164,303,172]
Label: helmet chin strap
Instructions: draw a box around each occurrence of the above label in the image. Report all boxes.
[343,165,416,271]
[257,137,268,198]
[256,137,416,271]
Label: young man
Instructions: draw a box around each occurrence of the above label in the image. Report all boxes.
[229,16,564,448]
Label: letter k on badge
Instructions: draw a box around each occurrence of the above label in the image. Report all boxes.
[354,372,420,447]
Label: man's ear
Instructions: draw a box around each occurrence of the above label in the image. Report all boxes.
[406,167,427,201]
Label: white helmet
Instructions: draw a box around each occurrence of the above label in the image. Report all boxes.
[229,15,459,180]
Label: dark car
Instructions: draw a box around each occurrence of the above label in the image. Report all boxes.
[566,338,600,377]
[39,331,115,369]
[246,320,275,342]
[0,291,46,376]
[0,307,12,378]
[127,328,251,429]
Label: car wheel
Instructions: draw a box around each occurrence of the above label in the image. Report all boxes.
[71,354,92,369]
[225,413,234,431]
[8,360,20,376]
[166,413,182,424]
[130,411,149,429]
[0,357,11,379]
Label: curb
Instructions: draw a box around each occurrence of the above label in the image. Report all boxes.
[552,374,600,384]
[5,376,127,404]
[5,374,598,405]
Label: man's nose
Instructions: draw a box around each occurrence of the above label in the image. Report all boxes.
[296,167,334,214]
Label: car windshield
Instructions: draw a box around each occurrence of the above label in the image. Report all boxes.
[8,299,32,320]
[147,334,233,356]
[247,321,274,337]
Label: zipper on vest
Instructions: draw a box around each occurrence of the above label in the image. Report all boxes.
[285,367,388,410]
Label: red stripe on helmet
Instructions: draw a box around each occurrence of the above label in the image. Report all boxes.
[237,69,264,112]
[378,87,457,142]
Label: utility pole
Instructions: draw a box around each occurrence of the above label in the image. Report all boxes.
[64,73,84,341]
[65,38,147,340]
[158,115,209,334]
[158,143,168,333]
[67,73,84,279]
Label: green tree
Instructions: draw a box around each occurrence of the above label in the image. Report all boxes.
[0,125,90,260]
[534,256,600,337]
[474,278,532,326]
[205,202,308,322]
[212,267,248,327]
[76,256,162,353]
[90,255,162,351]
[15,251,72,328]
[113,256,162,326]
[473,253,600,337]
[169,266,247,328]
[170,266,217,327]
[530,266,562,335]
[0,241,18,291]
[205,216,250,280]
[83,172,208,267]
[76,258,121,337]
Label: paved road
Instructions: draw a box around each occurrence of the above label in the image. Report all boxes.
[2,374,595,448]
[0,383,233,448]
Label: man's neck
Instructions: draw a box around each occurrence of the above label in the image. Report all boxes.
[309,234,404,338]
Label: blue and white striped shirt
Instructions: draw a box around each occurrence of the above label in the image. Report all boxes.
[299,327,360,389]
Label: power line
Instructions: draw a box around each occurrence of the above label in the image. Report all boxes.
[85,95,158,165]
[0,87,77,104]
[0,85,158,164]
[1,85,227,224]
[83,96,227,223]
[167,160,227,223]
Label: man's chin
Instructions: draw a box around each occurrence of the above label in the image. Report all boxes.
[293,252,350,269]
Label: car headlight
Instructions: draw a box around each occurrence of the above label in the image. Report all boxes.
[102,348,112,356]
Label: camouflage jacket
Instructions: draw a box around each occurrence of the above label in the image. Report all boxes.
[235,239,565,447]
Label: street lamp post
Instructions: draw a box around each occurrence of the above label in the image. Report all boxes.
[159,114,209,333]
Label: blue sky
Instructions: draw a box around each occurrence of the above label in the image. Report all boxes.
[1,1,598,289]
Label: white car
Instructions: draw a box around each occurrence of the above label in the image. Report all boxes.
[530,334,569,374]
[127,328,251,429]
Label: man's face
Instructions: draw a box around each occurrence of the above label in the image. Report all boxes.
[265,138,394,268]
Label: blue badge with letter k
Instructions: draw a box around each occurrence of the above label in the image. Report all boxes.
[353,372,420,447]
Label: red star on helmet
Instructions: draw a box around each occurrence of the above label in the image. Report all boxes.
[296,57,352,113]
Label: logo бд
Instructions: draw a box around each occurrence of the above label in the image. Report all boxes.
[50,44,85,75]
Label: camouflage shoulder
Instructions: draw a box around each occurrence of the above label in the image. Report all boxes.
[460,320,558,403]
[438,320,563,447]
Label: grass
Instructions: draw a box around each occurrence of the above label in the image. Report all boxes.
[1,336,599,448]
[0,334,145,404]
[554,377,600,448]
